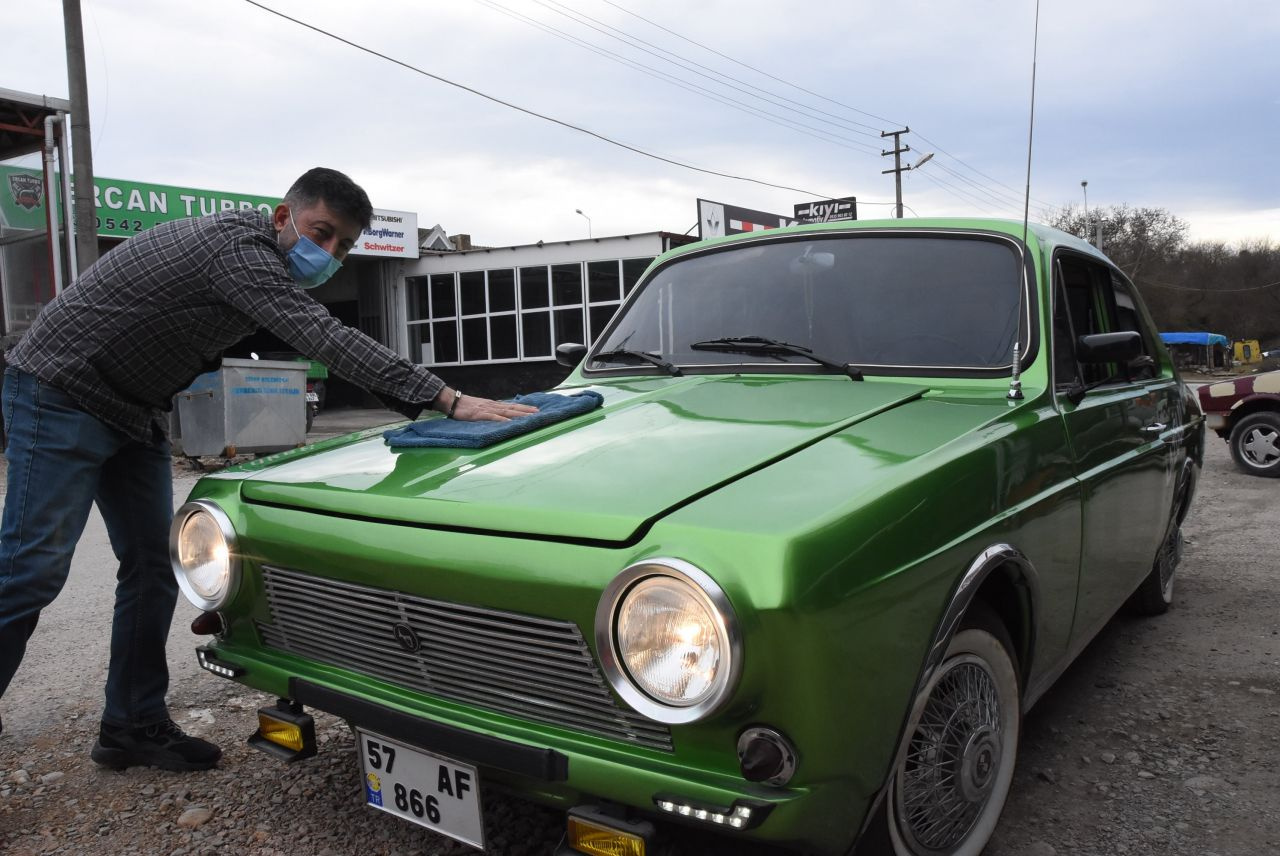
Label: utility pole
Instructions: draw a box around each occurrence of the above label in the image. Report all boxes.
[1081,180,1090,244]
[881,127,911,218]
[63,0,98,272]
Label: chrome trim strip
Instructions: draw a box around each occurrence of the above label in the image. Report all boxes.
[169,500,241,611]
[595,558,743,725]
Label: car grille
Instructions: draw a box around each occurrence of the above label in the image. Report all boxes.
[256,565,673,751]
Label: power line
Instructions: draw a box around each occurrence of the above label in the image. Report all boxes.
[930,158,1027,210]
[539,0,884,139]
[915,169,1009,216]
[240,0,838,199]
[911,130,1056,210]
[595,0,904,130]
[1137,277,1280,293]
[593,0,1053,211]
[474,0,882,156]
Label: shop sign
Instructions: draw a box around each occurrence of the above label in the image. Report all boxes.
[358,210,418,259]
[0,165,277,237]
[793,197,857,223]
[696,198,796,239]
[0,165,418,258]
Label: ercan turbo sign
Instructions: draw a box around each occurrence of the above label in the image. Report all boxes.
[0,165,418,258]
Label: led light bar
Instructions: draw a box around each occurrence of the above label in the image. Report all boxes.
[651,795,771,831]
[195,645,244,678]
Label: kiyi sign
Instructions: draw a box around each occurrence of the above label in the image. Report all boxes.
[793,197,857,224]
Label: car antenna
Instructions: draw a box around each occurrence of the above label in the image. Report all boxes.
[1009,0,1041,403]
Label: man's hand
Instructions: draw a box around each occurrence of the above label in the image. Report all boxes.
[431,387,538,422]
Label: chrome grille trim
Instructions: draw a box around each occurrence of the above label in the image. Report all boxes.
[257,565,673,750]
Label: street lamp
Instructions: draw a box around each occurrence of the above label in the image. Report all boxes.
[574,208,592,239]
[1081,180,1090,244]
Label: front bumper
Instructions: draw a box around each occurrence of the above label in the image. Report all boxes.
[202,643,867,855]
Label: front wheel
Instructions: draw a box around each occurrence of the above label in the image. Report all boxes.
[885,611,1021,856]
[1228,412,1280,476]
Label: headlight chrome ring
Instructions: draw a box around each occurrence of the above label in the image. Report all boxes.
[595,558,742,724]
[169,500,240,611]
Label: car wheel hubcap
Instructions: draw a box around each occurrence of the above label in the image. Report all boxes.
[958,727,1000,803]
[1242,426,1280,468]
[896,659,1002,851]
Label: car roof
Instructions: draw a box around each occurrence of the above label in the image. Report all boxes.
[659,217,1111,267]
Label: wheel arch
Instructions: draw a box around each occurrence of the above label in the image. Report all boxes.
[851,543,1039,852]
[923,544,1039,698]
[1226,395,1280,431]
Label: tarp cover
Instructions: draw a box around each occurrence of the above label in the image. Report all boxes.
[1160,332,1229,347]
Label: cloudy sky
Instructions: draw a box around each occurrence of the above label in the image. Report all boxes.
[5,0,1278,247]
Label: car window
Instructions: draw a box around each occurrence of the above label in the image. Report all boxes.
[1051,278,1082,390]
[1055,254,1161,386]
[591,234,1027,372]
[1108,272,1161,381]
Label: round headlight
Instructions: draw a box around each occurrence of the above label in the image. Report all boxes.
[170,501,239,610]
[597,559,740,724]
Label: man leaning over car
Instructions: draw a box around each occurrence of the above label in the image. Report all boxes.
[0,167,535,770]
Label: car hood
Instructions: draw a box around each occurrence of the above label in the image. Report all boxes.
[239,376,927,542]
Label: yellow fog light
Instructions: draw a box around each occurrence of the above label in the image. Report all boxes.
[247,699,317,763]
[258,715,304,752]
[566,807,654,856]
[567,818,644,856]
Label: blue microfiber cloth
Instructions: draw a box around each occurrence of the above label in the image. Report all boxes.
[383,390,604,449]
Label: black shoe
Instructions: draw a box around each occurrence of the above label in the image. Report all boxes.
[90,719,221,772]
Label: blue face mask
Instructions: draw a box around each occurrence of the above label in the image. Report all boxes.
[285,214,342,288]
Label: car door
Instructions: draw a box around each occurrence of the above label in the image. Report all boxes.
[1053,253,1179,645]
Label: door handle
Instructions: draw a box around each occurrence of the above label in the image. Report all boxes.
[1142,422,1167,434]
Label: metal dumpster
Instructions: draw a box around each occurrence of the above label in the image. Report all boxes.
[174,358,307,457]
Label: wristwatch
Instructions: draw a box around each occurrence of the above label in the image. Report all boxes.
[446,388,463,418]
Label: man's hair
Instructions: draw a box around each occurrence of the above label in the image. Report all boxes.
[283,167,373,230]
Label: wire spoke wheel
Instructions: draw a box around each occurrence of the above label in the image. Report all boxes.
[1156,522,1181,597]
[889,622,1020,856]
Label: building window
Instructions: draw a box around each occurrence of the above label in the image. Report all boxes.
[406,256,654,366]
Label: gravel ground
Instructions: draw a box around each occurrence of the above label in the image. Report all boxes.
[1,427,1277,855]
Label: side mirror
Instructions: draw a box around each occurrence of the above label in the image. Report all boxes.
[1076,331,1143,364]
[556,342,588,368]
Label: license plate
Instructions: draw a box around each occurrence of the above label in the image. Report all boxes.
[356,729,484,849]
[305,392,320,402]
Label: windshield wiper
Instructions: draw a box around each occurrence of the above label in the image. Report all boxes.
[690,336,863,381]
[592,348,682,376]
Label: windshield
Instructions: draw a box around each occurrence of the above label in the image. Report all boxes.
[589,234,1026,373]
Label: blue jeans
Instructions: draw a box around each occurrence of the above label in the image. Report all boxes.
[0,368,177,728]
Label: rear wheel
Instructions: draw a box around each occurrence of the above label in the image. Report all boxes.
[884,608,1021,856]
[1228,412,1280,476]
[1127,517,1181,616]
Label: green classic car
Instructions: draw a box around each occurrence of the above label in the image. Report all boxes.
[171,218,1203,856]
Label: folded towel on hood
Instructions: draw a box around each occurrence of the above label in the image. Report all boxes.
[383,390,604,449]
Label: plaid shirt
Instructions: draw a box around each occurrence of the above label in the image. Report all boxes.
[7,211,444,444]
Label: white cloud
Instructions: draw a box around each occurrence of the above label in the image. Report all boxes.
[3,0,1276,244]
